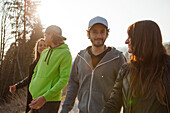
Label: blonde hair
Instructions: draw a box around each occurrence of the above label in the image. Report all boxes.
[34,38,45,59]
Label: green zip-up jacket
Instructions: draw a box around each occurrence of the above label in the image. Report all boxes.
[29,43,72,102]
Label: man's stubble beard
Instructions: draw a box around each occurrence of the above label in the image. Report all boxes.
[90,38,106,47]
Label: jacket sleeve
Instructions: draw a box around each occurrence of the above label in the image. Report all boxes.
[15,76,29,89]
[15,60,38,89]
[119,52,127,67]
[101,64,127,113]
[60,55,79,113]
[43,52,72,101]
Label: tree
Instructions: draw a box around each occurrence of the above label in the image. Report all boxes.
[0,0,41,65]
[0,0,43,106]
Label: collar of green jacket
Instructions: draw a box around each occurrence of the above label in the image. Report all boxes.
[44,43,67,65]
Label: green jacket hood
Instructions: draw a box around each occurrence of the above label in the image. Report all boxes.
[45,43,69,65]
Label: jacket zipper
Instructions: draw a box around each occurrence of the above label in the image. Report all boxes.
[78,54,120,113]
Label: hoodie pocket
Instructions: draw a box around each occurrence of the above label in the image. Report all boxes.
[89,90,105,113]
[78,90,89,113]
[29,77,52,99]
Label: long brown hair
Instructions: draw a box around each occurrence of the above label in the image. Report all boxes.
[34,38,46,59]
[127,20,170,105]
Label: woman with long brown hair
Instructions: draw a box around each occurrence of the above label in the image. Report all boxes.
[101,20,170,113]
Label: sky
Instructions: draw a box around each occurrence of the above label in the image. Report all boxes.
[36,0,170,57]
[2,0,170,58]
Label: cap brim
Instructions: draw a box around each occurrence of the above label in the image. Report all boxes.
[61,36,67,40]
[57,35,67,40]
[88,23,108,31]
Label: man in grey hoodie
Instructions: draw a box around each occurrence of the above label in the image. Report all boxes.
[61,16,126,113]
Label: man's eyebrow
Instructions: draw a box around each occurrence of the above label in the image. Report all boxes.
[91,29,97,32]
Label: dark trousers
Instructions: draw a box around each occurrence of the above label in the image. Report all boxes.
[30,101,61,113]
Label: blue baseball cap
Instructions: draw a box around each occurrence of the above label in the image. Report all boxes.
[88,16,108,30]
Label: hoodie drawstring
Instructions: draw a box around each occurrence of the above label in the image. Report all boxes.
[44,48,53,65]
[44,43,64,65]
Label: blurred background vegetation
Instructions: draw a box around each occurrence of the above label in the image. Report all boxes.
[0,0,43,112]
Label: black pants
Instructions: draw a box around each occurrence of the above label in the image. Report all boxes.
[30,101,61,113]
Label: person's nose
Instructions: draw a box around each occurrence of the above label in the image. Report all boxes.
[96,33,102,38]
[125,38,129,44]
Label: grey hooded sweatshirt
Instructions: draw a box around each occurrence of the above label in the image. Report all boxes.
[61,47,126,113]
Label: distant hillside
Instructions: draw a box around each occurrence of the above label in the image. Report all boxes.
[117,46,128,54]
[164,42,170,54]
[116,41,170,61]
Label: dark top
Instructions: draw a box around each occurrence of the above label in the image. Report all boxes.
[15,57,39,113]
[101,64,170,113]
[87,46,111,68]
